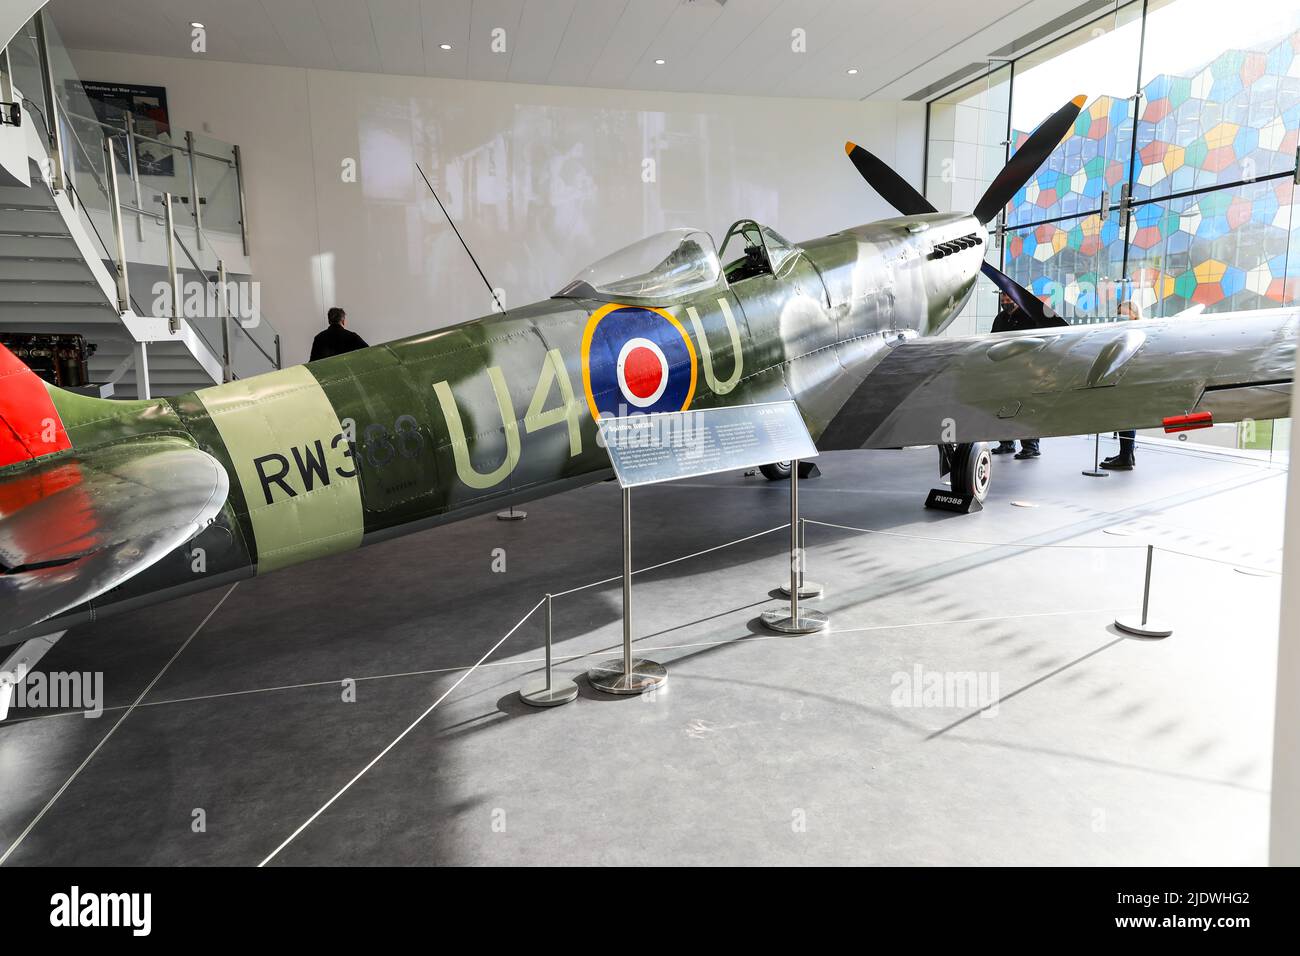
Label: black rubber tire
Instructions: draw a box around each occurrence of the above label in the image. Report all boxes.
[949,442,992,502]
[760,461,793,481]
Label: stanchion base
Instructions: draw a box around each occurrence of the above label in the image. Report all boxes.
[761,607,829,634]
[519,677,578,707]
[1114,615,1173,638]
[1081,469,1109,478]
[587,658,667,695]
[778,580,824,599]
[496,509,527,521]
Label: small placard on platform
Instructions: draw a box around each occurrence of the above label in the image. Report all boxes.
[925,488,983,514]
[598,401,817,488]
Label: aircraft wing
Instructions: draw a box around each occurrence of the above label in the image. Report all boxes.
[0,438,228,639]
[818,308,1297,450]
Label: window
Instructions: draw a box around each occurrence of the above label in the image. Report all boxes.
[926,0,1300,459]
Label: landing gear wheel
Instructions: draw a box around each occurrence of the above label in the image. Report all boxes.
[760,461,793,481]
[950,442,992,502]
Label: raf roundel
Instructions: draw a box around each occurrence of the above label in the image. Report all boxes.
[581,304,698,420]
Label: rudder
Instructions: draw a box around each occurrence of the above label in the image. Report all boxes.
[0,341,72,469]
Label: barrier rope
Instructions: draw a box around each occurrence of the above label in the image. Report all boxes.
[550,523,790,597]
[257,593,548,867]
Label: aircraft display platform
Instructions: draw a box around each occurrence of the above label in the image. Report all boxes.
[0,437,1282,865]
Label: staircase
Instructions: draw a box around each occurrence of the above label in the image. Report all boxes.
[0,9,278,398]
[0,154,224,398]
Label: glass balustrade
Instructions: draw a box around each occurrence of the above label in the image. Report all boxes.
[3,10,279,384]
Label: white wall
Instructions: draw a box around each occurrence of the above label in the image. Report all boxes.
[67,48,923,365]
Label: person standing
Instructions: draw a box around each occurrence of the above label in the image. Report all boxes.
[309,307,368,362]
[990,291,1041,459]
[1101,299,1144,470]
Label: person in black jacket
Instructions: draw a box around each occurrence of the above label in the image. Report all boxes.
[309,307,368,362]
[989,292,1041,459]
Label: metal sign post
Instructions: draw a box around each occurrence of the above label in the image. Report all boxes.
[586,487,668,695]
[593,401,820,694]
[761,460,829,634]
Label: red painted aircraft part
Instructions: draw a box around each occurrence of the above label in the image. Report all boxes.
[0,461,96,561]
[1162,411,1214,432]
[0,343,72,468]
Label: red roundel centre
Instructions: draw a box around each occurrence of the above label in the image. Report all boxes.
[623,346,663,399]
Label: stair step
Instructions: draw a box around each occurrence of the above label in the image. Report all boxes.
[0,236,82,257]
[0,209,69,234]
[0,276,97,286]
[0,282,111,305]
[0,302,119,323]
[0,259,94,281]
[0,184,54,205]
[89,355,208,373]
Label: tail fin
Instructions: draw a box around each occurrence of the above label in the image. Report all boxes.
[0,341,73,470]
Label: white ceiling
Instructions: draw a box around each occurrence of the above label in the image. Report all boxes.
[45,0,1092,101]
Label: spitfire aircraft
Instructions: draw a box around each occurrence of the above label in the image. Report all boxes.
[1,96,1295,690]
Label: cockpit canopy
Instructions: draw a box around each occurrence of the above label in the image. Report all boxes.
[555,228,723,304]
[718,219,799,283]
[555,220,803,305]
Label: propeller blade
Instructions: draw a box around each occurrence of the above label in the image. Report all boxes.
[981,260,1068,328]
[973,95,1086,225]
[844,141,935,216]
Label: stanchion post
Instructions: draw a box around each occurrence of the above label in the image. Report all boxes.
[496,502,527,520]
[762,459,829,634]
[1115,544,1172,637]
[520,592,577,707]
[587,486,667,694]
[780,514,824,598]
[1083,433,1108,478]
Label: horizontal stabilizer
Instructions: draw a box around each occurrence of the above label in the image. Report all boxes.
[1,439,229,639]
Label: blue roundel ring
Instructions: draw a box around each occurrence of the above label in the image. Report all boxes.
[581,303,698,421]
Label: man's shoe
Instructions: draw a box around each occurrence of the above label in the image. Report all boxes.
[1014,448,1041,459]
[1100,456,1134,470]
[992,442,1016,455]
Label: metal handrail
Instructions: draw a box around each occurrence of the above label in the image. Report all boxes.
[63,180,148,317]
[192,220,278,367]
[62,106,236,165]
[9,9,271,380]
[170,223,279,369]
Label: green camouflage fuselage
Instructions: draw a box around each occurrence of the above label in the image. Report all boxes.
[35,213,983,633]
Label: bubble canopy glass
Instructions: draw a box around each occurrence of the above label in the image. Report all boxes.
[556,228,724,303]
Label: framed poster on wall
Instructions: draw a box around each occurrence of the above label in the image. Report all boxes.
[79,81,173,176]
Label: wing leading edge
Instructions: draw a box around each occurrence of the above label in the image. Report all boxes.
[818,308,1297,450]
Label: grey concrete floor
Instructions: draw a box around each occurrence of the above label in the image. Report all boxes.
[0,436,1285,865]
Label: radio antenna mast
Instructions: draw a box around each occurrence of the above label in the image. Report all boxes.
[415,161,504,313]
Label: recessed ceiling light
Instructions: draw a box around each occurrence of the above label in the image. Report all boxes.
[191,21,204,28]
[655,58,666,65]
[846,68,859,75]
[439,43,452,50]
